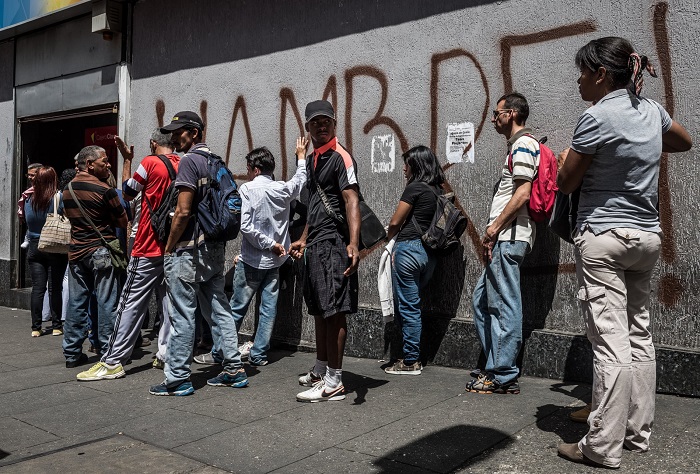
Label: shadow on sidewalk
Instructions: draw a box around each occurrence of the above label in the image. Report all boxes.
[535,403,589,444]
[373,424,513,473]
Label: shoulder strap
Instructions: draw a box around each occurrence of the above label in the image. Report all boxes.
[52,192,60,215]
[156,154,176,180]
[310,153,344,224]
[68,182,110,247]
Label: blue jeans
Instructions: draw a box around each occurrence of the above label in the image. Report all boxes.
[472,240,528,384]
[163,241,241,385]
[391,239,437,364]
[63,247,122,362]
[230,261,280,365]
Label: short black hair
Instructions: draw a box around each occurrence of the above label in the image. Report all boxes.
[403,145,445,186]
[497,92,529,124]
[245,147,275,175]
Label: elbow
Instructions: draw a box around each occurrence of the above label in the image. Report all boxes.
[557,176,574,195]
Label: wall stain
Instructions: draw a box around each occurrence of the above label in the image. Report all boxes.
[155,99,165,127]
[151,8,683,305]
[344,65,408,155]
[654,1,682,307]
[500,20,597,93]
[225,95,254,168]
[323,74,338,114]
[200,100,208,143]
[279,87,304,181]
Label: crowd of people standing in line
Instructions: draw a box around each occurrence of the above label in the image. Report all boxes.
[19,37,692,469]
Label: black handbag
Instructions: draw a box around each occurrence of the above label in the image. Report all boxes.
[549,187,580,244]
[311,162,386,250]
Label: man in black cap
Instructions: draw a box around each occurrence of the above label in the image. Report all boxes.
[149,111,247,396]
[290,100,361,402]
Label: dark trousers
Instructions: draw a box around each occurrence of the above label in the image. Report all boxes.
[27,239,68,331]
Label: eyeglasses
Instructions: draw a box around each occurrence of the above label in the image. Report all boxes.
[492,109,513,119]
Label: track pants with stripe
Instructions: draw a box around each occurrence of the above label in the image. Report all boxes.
[102,256,171,366]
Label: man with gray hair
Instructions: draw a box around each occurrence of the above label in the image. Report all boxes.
[62,145,128,368]
[77,131,179,381]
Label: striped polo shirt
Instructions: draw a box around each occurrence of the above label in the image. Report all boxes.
[487,127,539,248]
[63,171,128,261]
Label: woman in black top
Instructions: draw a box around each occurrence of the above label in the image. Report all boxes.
[384,146,445,375]
[25,166,68,337]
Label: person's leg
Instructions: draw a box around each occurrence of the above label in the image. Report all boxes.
[63,260,92,362]
[154,271,171,362]
[48,254,68,330]
[27,241,49,332]
[162,250,198,386]
[195,242,247,388]
[624,231,661,452]
[102,257,161,366]
[325,313,347,371]
[574,228,634,469]
[229,261,262,333]
[61,266,69,322]
[391,240,427,365]
[486,240,527,385]
[90,247,122,357]
[249,267,280,365]
[471,269,491,368]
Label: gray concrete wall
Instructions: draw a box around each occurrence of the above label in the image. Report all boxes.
[0,40,16,262]
[126,0,699,387]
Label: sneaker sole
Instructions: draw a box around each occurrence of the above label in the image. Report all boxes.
[297,393,346,403]
[465,388,494,394]
[149,387,195,396]
[384,369,421,375]
[77,370,125,381]
[207,379,249,388]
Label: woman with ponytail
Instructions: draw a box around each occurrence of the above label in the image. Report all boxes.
[556,37,692,468]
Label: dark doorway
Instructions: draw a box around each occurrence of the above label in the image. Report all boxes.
[16,108,119,288]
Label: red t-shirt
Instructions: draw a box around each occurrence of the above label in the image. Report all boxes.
[123,154,180,257]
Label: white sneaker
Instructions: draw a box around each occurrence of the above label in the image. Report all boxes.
[298,369,323,387]
[296,380,346,403]
[238,341,254,359]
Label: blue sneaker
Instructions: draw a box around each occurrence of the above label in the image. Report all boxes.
[207,369,249,388]
[149,380,194,396]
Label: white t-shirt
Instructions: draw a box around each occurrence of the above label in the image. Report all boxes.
[488,129,538,248]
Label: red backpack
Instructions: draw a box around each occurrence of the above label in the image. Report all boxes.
[508,135,558,223]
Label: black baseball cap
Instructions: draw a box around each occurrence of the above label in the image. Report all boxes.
[161,111,205,132]
[305,100,335,123]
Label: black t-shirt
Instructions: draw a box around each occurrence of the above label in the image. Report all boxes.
[306,139,359,245]
[397,181,440,242]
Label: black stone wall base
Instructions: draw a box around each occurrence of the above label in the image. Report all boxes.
[266,307,699,397]
[0,259,31,309]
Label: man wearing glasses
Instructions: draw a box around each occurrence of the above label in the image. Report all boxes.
[466,92,538,395]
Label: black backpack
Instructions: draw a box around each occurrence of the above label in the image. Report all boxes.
[190,149,242,242]
[144,154,179,244]
[412,184,468,254]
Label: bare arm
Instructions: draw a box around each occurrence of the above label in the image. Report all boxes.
[386,201,412,241]
[288,225,308,259]
[557,148,593,195]
[342,184,361,276]
[115,136,135,196]
[662,121,692,153]
[165,187,194,254]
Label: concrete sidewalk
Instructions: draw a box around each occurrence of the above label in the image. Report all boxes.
[0,306,698,473]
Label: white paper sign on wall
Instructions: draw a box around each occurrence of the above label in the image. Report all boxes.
[371,133,396,173]
[446,122,475,164]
